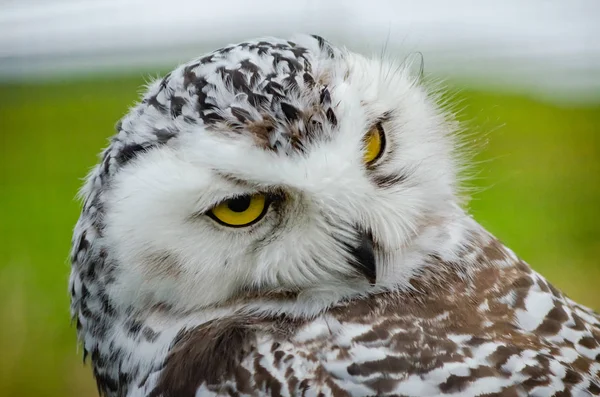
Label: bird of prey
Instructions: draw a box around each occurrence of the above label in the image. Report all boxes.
[69,34,600,396]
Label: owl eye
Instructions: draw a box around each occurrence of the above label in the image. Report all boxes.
[362,123,386,165]
[208,194,269,227]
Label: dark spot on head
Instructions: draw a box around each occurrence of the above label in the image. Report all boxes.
[142,327,159,343]
[76,316,83,333]
[102,152,112,174]
[263,80,286,100]
[115,143,149,165]
[159,72,171,90]
[201,109,225,125]
[311,34,335,58]
[326,108,337,126]
[320,87,331,106]
[100,293,116,317]
[303,72,315,88]
[229,107,251,124]
[218,46,234,54]
[281,74,299,91]
[199,54,215,64]
[95,370,119,395]
[283,57,303,73]
[125,319,142,336]
[239,59,260,73]
[289,46,308,60]
[147,94,167,113]
[77,231,89,252]
[247,92,269,108]
[154,128,177,143]
[255,45,269,56]
[280,102,301,122]
[229,69,249,91]
[170,96,186,119]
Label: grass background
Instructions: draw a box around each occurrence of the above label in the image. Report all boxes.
[0,73,599,396]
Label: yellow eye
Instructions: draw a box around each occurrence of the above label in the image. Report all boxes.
[362,123,385,165]
[208,194,268,227]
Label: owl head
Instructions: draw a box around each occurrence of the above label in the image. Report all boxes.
[70,35,462,323]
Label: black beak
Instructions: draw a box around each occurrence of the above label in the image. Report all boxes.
[349,230,377,285]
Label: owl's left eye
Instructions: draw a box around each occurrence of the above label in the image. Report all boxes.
[362,123,386,165]
[208,194,269,227]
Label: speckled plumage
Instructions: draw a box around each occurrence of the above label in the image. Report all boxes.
[69,35,600,397]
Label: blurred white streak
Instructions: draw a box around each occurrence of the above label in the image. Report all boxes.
[1,0,599,103]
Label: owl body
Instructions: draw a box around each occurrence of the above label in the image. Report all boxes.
[69,35,600,396]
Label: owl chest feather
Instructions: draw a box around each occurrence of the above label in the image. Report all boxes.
[145,247,600,397]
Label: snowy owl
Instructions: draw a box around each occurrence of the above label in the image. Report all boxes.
[69,35,600,397]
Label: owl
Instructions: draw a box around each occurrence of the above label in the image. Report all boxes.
[69,34,600,397]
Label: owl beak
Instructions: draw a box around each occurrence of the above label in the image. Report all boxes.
[349,230,376,285]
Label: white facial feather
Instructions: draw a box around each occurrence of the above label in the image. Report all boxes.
[96,42,460,316]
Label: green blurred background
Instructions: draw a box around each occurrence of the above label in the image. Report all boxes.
[1,70,599,396]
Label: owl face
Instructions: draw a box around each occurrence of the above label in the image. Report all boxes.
[83,35,459,315]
